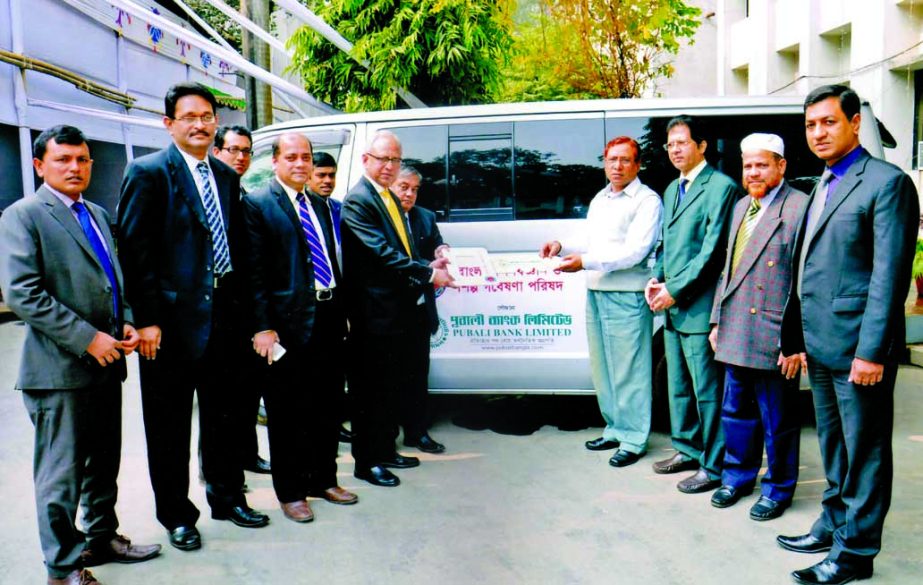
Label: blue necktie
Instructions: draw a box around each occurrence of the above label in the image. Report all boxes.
[196,161,232,276]
[297,193,333,288]
[73,202,119,319]
[328,199,341,247]
[675,178,689,210]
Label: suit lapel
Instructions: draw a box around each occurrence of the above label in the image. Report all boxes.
[669,164,712,227]
[364,177,416,258]
[167,144,210,232]
[808,154,868,247]
[271,181,309,260]
[723,186,788,298]
[38,187,104,271]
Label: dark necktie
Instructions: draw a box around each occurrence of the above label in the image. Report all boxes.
[328,199,341,247]
[675,178,689,211]
[195,161,232,276]
[297,193,334,288]
[73,202,119,319]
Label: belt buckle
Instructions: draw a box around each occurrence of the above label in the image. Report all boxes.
[213,276,220,289]
[316,288,333,301]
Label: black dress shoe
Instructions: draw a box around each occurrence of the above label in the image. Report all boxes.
[710,484,753,508]
[792,559,872,584]
[608,449,642,467]
[244,456,271,474]
[676,469,721,494]
[404,433,446,454]
[380,453,420,469]
[777,533,834,554]
[749,495,790,521]
[338,426,354,443]
[211,505,270,528]
[168,526,201,551]
[354,465,400,487]
[585,437,620,451]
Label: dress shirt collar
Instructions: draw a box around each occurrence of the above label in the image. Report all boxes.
[45,184,86,208]
[277,177,306,208]
[604,177,644,199]
[751,181,783,208]
[177,146,210,176]
[363,174,389,195]
[826,146,865,179]
[680,158,708,186]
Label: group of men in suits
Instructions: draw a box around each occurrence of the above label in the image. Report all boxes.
[543,85,917,585]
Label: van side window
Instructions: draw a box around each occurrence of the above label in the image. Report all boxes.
[514,118,605,220]
[448,122,513,222]
[389,125,448,217]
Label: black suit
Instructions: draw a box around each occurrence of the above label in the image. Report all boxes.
[781,148,919,566]
[341,177,433,467]
[403,206,445,439]
[117,143,247,529]
[241,180,345,500]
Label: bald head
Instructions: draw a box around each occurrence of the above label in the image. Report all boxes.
[363,130,402,188]
[273,132,314,191]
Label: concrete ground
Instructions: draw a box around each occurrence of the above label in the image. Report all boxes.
[0,319,921,585]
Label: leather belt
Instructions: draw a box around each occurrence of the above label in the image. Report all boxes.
[213,274,230,289]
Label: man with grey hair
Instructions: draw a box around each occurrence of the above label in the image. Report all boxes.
[708,133,808,521]
[393,166,449,454]
[341,132,455,487]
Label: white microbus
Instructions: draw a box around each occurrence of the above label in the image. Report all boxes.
[245,97,836,418]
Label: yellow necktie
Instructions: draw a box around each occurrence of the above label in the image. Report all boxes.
[381,189,411,255]
[731,197,761,275]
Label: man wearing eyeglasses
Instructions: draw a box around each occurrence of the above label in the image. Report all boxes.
[118,82,269,553]
[645,115,741,495]
[213,126,253,183]
[341,131,456,487]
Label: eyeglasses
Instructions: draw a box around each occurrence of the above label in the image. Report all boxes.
[663,139,693,151]
[174,114,217,125]
[221,146,252,156]
[604,157,635,166]
[366,153,402,166]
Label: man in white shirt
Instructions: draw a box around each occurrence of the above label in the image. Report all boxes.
[541,136,663,467]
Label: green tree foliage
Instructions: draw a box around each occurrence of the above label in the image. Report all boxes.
[287,0,515,112]
[497,0,701,102]
[183,0,243,51]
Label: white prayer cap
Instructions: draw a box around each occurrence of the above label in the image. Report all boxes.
[740,133,785,157]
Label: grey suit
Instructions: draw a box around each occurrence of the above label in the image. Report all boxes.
[0,186,131,578]
[781,148,919,567]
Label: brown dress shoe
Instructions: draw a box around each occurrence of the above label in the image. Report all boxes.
[81,534,162,566]
[309,486,359,505]
[48,569,100,585]
[652,452,699,474]
[280,499,315,523]
[677,469,722,493]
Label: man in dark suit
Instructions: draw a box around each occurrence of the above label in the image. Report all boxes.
[646,115,740,494]
[341,130,455,487]
[307,151,354,445]
[242,132,359,523]
[394,166,449,454]
[708,133,809,521]
[211,125,271,477]
[0,126,160,585]
[117,82,269,552]
[777,85,919,585]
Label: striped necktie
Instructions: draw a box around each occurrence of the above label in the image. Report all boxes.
[73,201,119,319]
[381,189,411,255]
[195,161,232,276]
[297,193,333,288]
[731,197,761,275]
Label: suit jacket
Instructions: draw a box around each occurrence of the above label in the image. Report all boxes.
[710,182,809,370]
[781,150,919,370]
[341,177,432,337]
[242,180,345,347]
[117,144,243,360]
[0,186,131,389]
[408,205,445,334]
[654,163,741,334]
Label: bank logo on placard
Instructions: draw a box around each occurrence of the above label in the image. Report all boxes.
[430,317,449,349]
